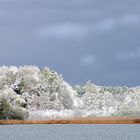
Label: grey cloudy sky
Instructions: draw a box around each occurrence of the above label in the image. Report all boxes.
[0,0,140,86]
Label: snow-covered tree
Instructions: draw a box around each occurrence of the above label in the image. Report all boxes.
[0,65,140,119]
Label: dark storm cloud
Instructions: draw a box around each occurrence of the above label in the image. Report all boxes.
[0,0,140,86]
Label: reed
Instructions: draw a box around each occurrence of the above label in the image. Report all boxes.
[0,117,140,125]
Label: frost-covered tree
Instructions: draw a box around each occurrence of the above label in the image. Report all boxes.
[75,81,140,116]
[0,66,79,119]
[0,65,140,119]
[0,88,28,120]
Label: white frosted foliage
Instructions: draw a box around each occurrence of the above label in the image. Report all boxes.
[0,66,140,119]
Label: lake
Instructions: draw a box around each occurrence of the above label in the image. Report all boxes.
[0,124,140,140]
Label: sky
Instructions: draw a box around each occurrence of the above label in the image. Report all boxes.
[0,0,140,86]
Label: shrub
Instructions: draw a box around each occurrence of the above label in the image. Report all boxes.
[0,96,29,120]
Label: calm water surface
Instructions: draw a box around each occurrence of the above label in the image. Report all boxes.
[0,124,140,140]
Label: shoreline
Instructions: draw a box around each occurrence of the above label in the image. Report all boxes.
[0,117,140,124]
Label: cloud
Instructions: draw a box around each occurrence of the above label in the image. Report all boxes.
[37,19,118,40]
[38,23,87,39]
[80,55,95,66]
[117,48,140,61]
[37,15,140,40]
[95,19,117,31]
[121,15,139,25]
[93,15,140,32]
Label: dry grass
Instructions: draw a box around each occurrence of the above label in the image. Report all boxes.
[0,117,140,125]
